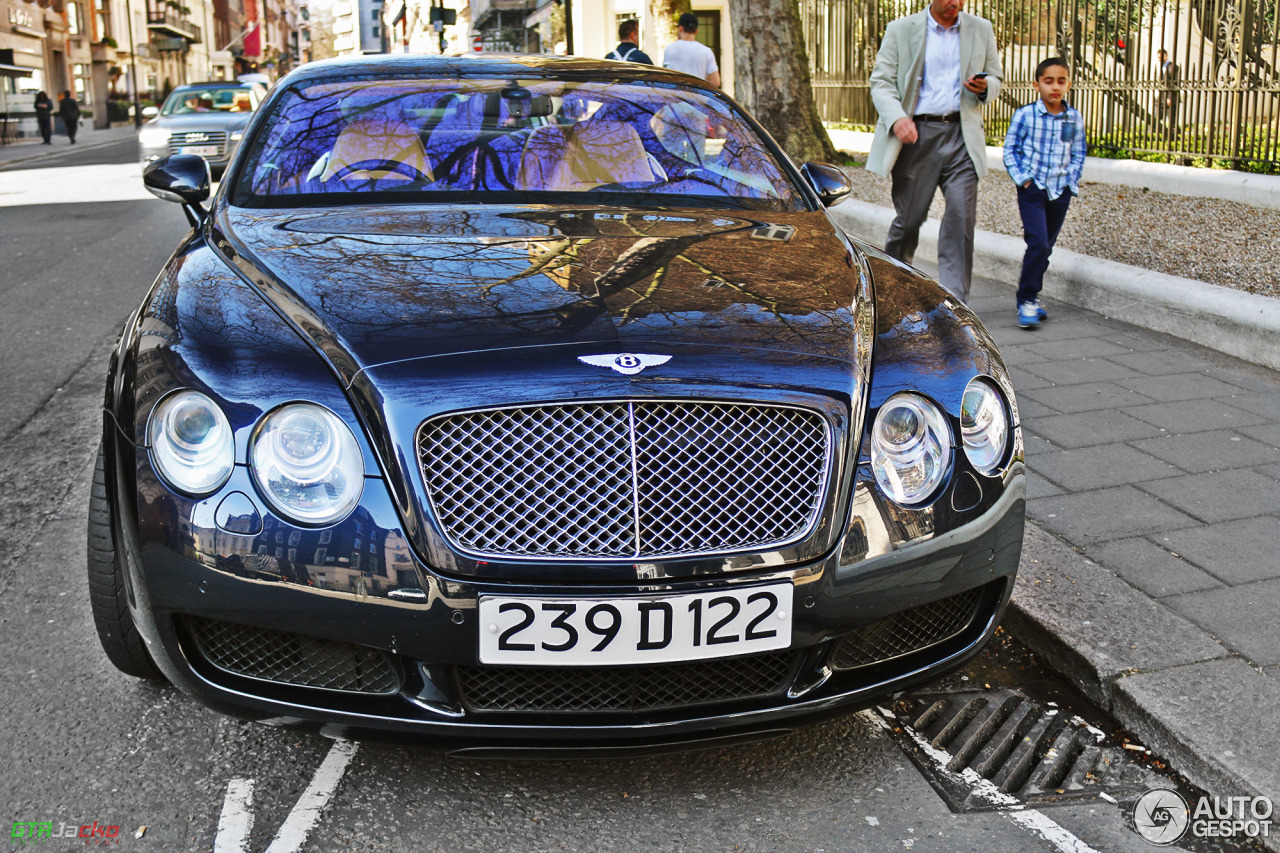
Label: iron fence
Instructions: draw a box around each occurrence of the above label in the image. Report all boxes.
[801,0,1280,169]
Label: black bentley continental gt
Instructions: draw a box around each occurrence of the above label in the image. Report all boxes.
[91,54,1024,754]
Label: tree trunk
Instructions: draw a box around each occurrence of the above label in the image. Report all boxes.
[726,0,837,164]
[648,0,691,52]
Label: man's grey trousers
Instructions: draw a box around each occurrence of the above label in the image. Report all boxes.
[884,120,979,302]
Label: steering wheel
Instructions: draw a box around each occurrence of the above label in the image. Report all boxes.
[330,158,431,183]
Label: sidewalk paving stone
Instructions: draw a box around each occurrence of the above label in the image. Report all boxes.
[1021,337,1136,361]
[1014,397,1059,419]
[1104,349,1217,376]
[1117,372,1250,403]
[1025,471,1064,499]
[1007,365,1054,392]
[1086,537,1224,598]
[1029,484,1200,542]
[1028,410,1164,448]
[1140,469,1280,523]
[1240,421,1280,446]
[1122,398,1268,433]
[1224,391,1280,420]
[1155,517,1280,585]
[1164,579,1280,666]
[1020,357,1145,386]
[1132,430,1280,472]
[1020,381,1157,414]
[1030,444,1183,491]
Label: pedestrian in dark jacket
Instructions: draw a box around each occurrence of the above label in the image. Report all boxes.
[606,19,653,64]
[57,90,80,144]
[34,91,53,144]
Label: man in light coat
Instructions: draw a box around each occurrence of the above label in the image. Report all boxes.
[866,0,1002,302]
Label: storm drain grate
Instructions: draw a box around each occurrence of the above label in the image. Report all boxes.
[882,688,1156,812]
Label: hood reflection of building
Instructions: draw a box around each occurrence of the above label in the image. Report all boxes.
[246,507,404,595]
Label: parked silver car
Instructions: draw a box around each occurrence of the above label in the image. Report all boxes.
[138,81,266,177]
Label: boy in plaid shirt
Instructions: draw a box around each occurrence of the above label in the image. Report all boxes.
[1003,58,1086,329]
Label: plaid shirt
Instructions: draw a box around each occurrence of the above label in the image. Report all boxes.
[1002,100,1086,200]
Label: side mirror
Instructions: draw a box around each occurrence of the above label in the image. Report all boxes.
[801,162,852,207]
[144,155,210,226]
[141,105,159,119]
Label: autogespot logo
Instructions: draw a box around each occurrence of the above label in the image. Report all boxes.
[1133,789,1275,845]
[1133,789,1190,845]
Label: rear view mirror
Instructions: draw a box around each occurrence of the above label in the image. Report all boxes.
[141,105,159,119]
[144,155,210,226]
[801,162,852,207]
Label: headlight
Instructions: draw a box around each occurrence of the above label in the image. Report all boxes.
[870,393,952,505]
[961,378,1009,476]
[139,126,171,147]
[147,390,235,496]
[250,403,363,525]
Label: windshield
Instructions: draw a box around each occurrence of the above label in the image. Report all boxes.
[162,86,257,116]
[232,76,806,211]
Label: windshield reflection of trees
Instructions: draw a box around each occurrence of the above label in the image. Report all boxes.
[237,79,801,209]
[229,206,858,359]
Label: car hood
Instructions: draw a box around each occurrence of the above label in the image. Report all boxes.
[152,113,252,132]
[217,203,862,378]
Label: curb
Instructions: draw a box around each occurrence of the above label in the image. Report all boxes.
[828,199,1280,372]
[1006,523,1280,851]
[826,129,1280,210]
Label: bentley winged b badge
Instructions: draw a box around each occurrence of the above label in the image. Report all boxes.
[578,353,672,376]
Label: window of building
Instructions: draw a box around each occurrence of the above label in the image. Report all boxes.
[314,547,327,563]
[371,25,379,37]
[287,548,297,561]
[371,9,378,20]
[353,537,361,550]
[95,0,108,42]
[67,2,82,35]
[73,64,91,104]
[319,530,332,544]
[288,530,301,546]
[351,552,361,569]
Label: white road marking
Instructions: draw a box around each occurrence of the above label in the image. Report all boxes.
[264,739,360,853]
[862,709,1102,853]
[213,778,255,853]
[0,163,155,207]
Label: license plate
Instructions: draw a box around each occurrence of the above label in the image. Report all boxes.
[478,582,793,666]
[179,145,219,156]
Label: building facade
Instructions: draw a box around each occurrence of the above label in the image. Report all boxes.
[332,0,383,56]
[1,0,301,137]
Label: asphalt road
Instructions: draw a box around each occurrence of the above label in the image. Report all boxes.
[0,140,1246,853]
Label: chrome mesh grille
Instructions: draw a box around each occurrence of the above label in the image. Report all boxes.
[829,588,983,671]
[187,617,401,694]
[418,401,830,560]
[168,130,228,155]
[457,650,799,713]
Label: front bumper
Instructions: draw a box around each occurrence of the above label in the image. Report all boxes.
[116,450,1025,751]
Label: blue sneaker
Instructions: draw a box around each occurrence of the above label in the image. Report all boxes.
[1033,299,1048,322]
[1018,302,1040,329]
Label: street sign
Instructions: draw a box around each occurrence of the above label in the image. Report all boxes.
[472,34,482,52]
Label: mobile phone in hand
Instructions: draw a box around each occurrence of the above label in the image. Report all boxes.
[972,72,989,79]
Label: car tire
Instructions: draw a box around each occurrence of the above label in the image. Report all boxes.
[88,443,164,681]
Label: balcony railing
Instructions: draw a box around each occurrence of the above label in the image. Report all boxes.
[147,7,202,43]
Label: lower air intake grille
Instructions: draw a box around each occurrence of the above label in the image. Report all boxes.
[458,651,799,713]
[187,617,401,694]
[829,588,983,671]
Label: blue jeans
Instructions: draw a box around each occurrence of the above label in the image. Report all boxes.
[1016,184,1073,305]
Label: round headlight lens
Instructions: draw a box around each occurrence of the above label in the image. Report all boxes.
[147,390,234,495]
[961,378,1010,476]
[870,393,952,505]
[250,403,363,525]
